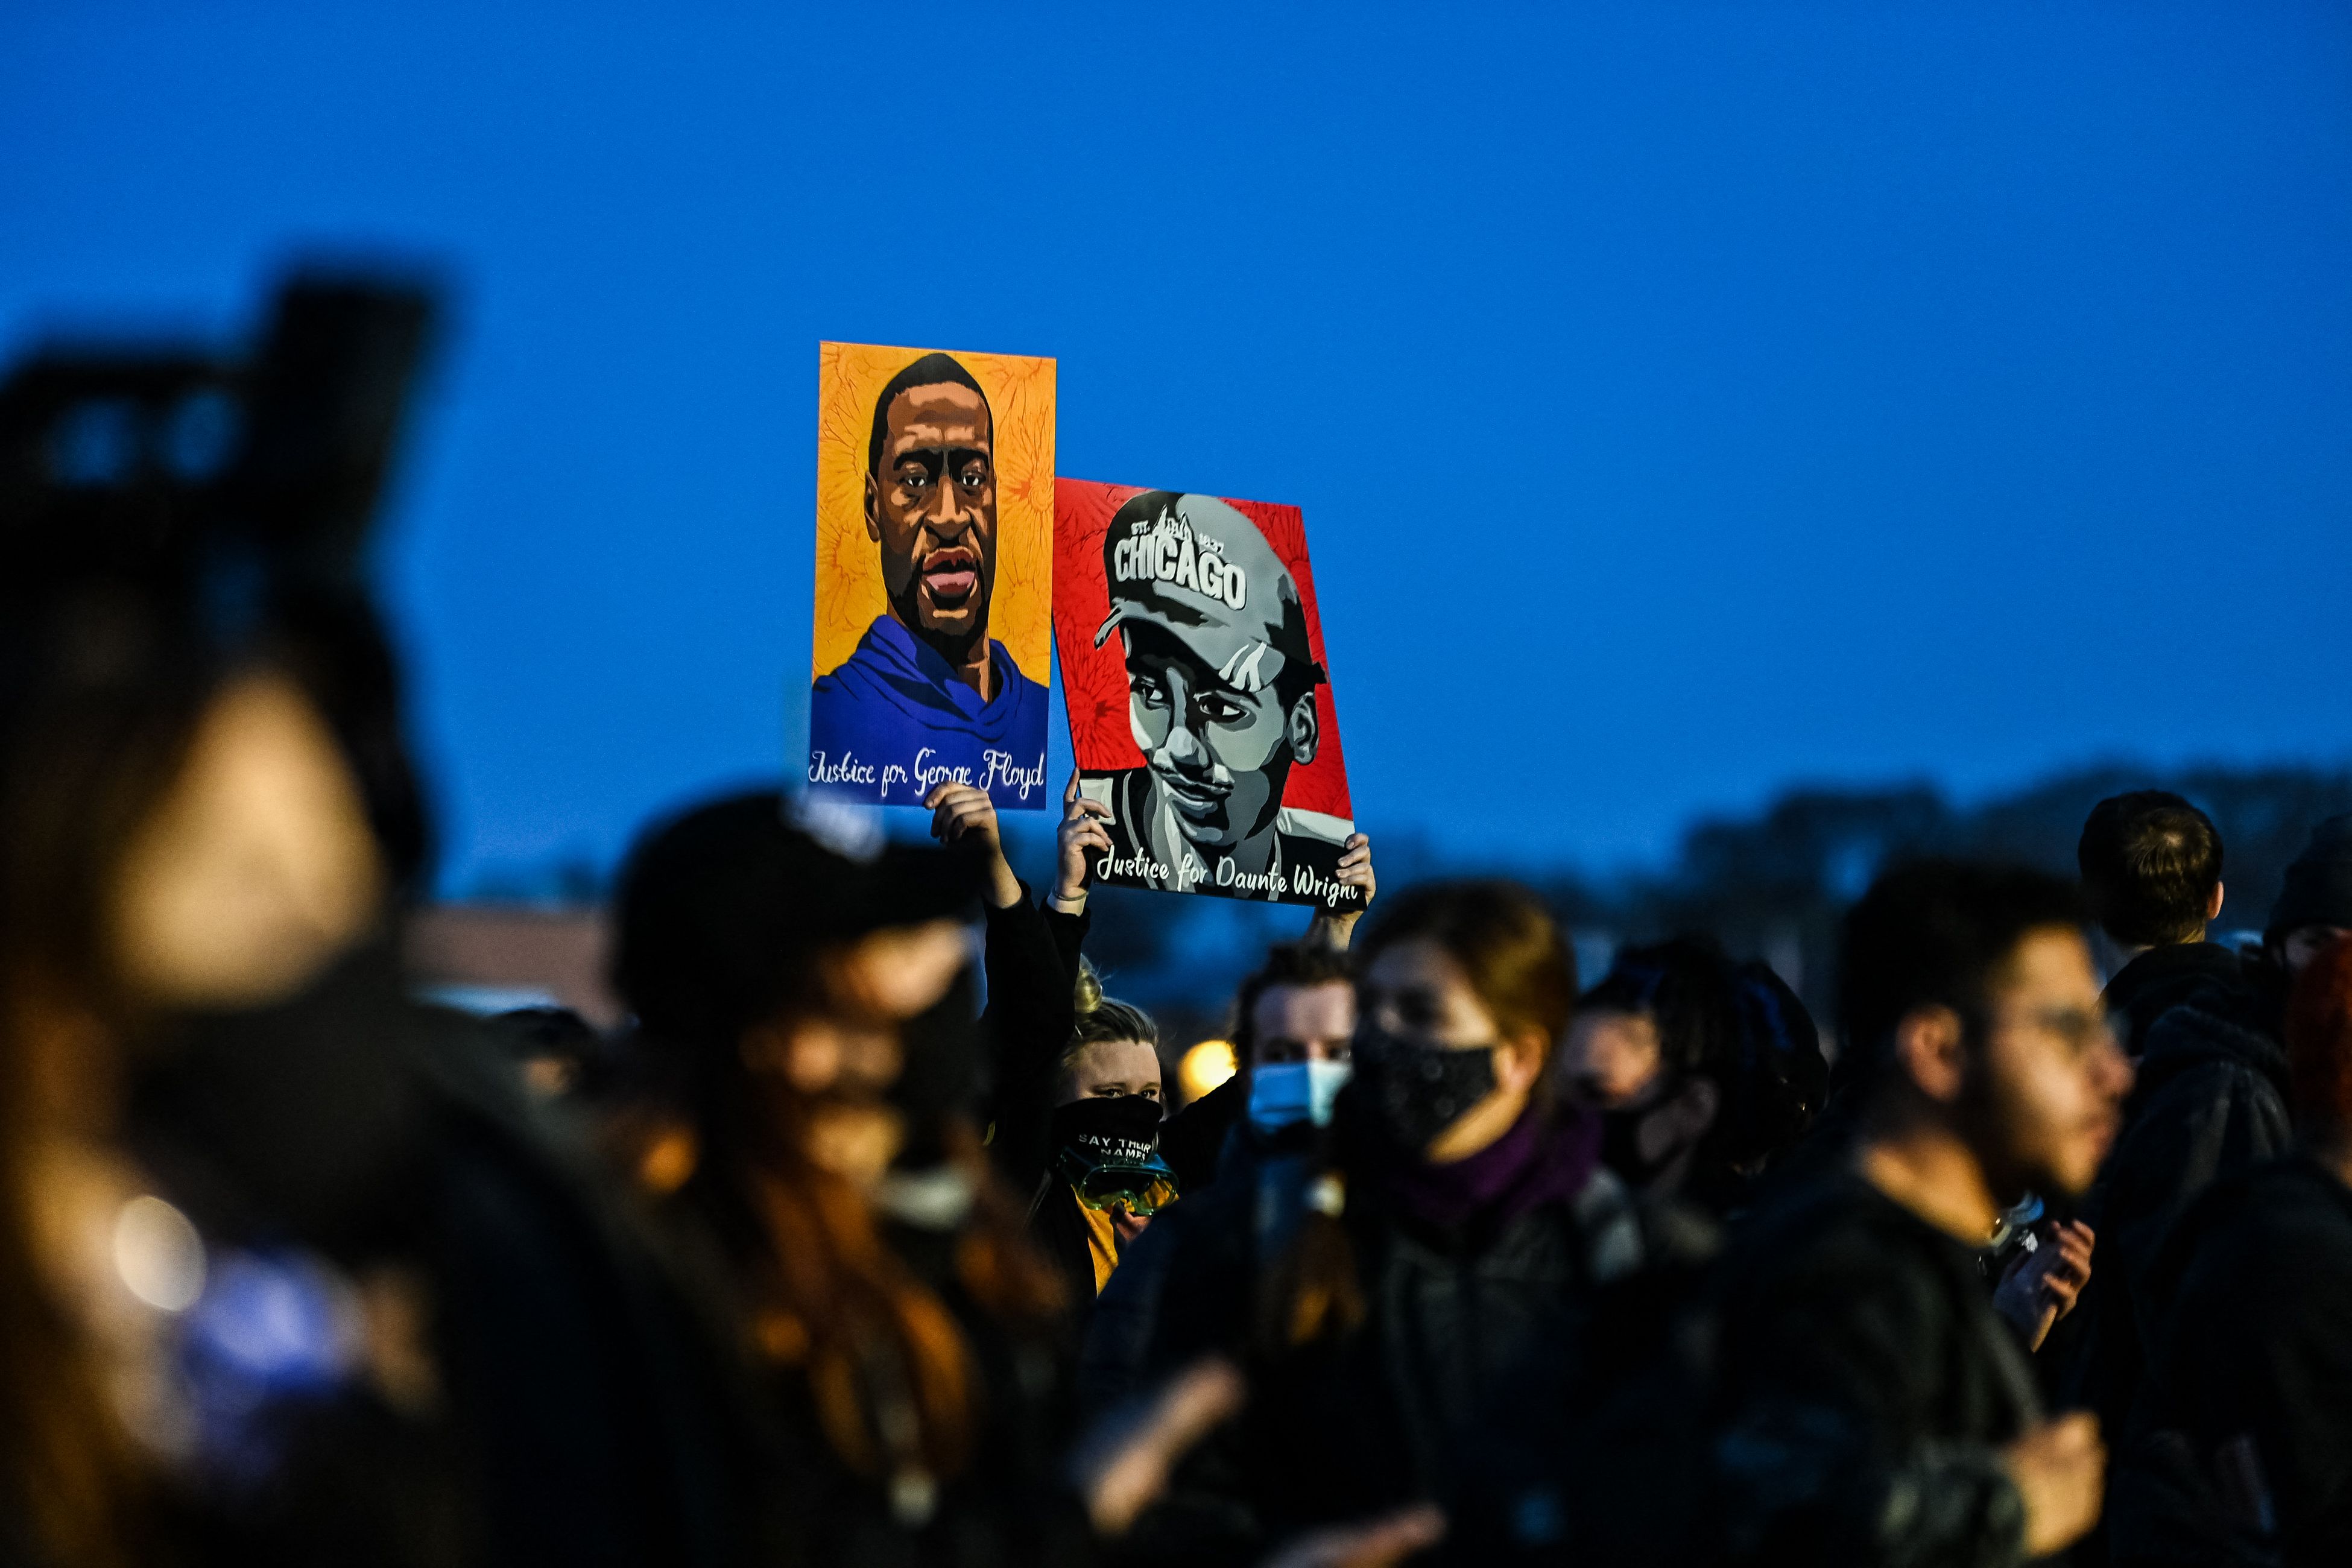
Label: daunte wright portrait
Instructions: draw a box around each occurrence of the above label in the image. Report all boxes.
[1052,482,1362,908]
[808,343,1054,808]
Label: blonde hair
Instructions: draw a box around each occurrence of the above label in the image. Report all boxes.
[1060,957,1158,1075]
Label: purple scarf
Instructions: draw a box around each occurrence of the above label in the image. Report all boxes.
[1383,1102,1603,1233]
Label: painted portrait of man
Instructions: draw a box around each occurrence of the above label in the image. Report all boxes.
[808,347,1052,807]
[1071,489,1359,905]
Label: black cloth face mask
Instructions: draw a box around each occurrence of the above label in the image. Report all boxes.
[1346,1026,1498,1155]
[1050,1095,1176,1214]
[1598,1079,1694,1192]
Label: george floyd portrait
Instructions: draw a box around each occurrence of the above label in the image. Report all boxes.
[808,342,1055,808]
[1052,481,1361,908]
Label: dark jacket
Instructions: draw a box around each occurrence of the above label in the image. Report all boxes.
[2061,991,2293,1446]
[977,888,1113,1309]
[122,945,761,1568]
[1078,1116,1320,1421]
[662,1167,1093,1568]
[2110,1156,2352,1567]
[1708,1169,2040,1568]
[980,886,1090,1189]
[1116,1113,1642,1566]
[1159,1073,1244,1196]
[2102,943,2246,1058]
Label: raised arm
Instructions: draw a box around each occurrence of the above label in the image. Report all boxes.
[934,777,1112,1192]
[1304,832,1376,951]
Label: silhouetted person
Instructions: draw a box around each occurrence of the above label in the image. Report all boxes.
[1558,937,1827,1218]
[2268,813,2352,979]
[2064,817,2352,1462]
[1,645,755,1568]
[2110,935,2352,1566]
[611,791,1090,1567]
[2079,791,2237,1056]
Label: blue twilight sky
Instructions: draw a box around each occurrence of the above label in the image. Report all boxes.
[5,2,2349,893]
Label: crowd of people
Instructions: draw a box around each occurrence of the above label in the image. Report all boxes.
[6,321,2352,1567]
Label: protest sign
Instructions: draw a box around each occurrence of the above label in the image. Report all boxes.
[808,342,1055,808]
[1053,481,1358,908]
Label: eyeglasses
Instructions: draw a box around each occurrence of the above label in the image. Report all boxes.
[1998,1005,2113,1055]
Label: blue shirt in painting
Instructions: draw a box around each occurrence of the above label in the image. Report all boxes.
[809,613,1051,808]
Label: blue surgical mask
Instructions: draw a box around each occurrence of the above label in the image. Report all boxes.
[1247,1059,1353,1133]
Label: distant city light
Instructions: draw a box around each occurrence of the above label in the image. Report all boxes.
[1178,1039,1238,1105]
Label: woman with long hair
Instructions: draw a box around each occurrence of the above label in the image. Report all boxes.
[611,791,1088,1567]
[1099,879,1639,1566]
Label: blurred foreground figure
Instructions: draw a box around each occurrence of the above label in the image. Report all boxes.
[0,277,747,1566]
[610,792,1093,1568]
[1707,861,2133,1566]
[2108,934,2352,1567]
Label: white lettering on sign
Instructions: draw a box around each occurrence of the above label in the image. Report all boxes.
[809,750,877,786]
[981,749,1046,800]
[1113,514,1247,610]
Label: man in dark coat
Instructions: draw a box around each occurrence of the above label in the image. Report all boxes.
[2061,811,2352,1461]
[2077,791,2239,1057]
[2068,979,2293,1430]
[1709,861,2133,1567]
[2108,935,2352,1567]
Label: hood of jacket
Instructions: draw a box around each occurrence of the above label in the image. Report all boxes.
[815,613,1038,742]
[2135,991,2290,1109]
[2103,941,2246,1052]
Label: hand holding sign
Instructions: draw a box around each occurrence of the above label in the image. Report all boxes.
[1308,832,1377,950]
[1052,771,1114,913]
[809,343,1055,810]
[925,782,1021,911]
[1052,482,1358,908]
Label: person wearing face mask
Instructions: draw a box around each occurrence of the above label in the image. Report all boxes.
[920,773,1177,1315]
[1077,939,1358,1421]
[1098,880,1639,1566]
[1560,938,1827,1219]
[1153,842,1376,1195]
[611,791,1092,1568]
[1029,962,1177,1305]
